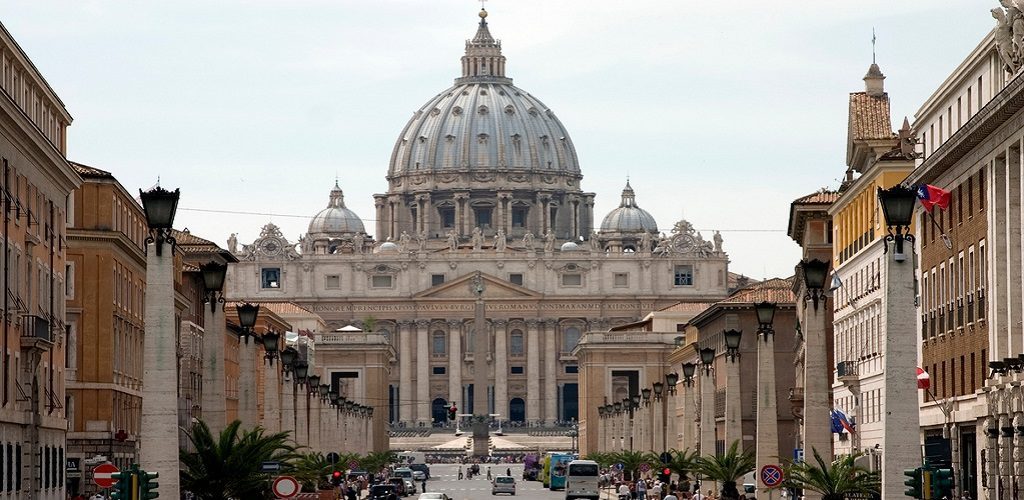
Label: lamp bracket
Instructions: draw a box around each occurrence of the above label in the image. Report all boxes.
[884,225,915,256]
[144,228,177,256]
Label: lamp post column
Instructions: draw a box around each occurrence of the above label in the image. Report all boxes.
[238,341,257,426]
[139,186,181,499]
[725,358,742,450]
[754,302,779,491]
[201,296,227,434]
[526,320,541,424]
[665,380,678,452]
[263,364,281,433]
[700,364,716,456]
[652,397,663,453]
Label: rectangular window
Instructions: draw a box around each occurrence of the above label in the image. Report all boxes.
[440,207,455,229]
[968,176,974,216]
[510,366,524,375]
[957,186,963,224]
[510,332,524,356]
[261,268,281,289]
[968,87,973,116]
[979,167,985,211]
[432,366,446,375]
[613,273,628,287]
[65,262,74,299]
[475,207,492,228]
[431,274,445,286]
[565,365,579,374]
[957,97,962,127]
[673,265,693,286]
[561,273,582,286]
[508,273,523,286]
[371,275,393,288]
[512,207,527,228]
[978,76,984,110]
[325,275,340,289]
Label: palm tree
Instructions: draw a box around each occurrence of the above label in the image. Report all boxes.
[584,452,616,469]
[359,450,399,474]
[290,452,334,492]
[666,448,699,490]
[180,419,297,499]
[784,449,880,500]
[611,450,654,481]
[695,441,755,500]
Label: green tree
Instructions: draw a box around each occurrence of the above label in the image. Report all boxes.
[695,441,755,500]
[289,452,333,492]
[584,452,616,469]
[180,419,297,499]
[359,451,399,474]
[610,450,655,481]
[666,448,699,490]
[783,449,880,500]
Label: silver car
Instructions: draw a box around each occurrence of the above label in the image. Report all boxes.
[412,470,427,481]
[492,475,516,495]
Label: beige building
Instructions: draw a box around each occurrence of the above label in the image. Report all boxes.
[226,9,730,432]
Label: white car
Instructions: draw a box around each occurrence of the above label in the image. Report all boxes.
[492,475,516,495]
[412,470,427,481]
[418,494,451,500]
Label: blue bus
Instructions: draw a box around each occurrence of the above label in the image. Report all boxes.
[547,453,574,490]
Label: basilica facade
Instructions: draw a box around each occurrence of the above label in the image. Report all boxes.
[226,8,730,428]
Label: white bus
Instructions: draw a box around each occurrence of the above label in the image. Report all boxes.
[565,459,600,500]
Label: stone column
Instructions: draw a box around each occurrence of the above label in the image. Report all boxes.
[699,366,716,457]
[878,244,922,499]
[309,394,321,453]
[295,385,307,447]
[140,239,180,498]
[494,320,508,421]
[1008,148,1022,357]
[399,320,413,425]
[652,398,663,453]
[680,381,696,451]
[263,362,281,433]
[725,357,742,451]
[665,385,678,452]
[238,341,257,427]
[544,320,558,424]
[999,412,1011,496]
[416,320,430,426]
[803,300,832,487]
[448,321,463,413]
[756,333,779,490]
[281,377,295,438]
[526,320,541,424]
[201,304,226,434]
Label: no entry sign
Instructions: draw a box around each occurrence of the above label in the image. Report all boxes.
[760,464,784,488]
[93,463,120,489]
[272,475,301,498]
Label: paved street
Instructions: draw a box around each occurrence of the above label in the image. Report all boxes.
[418,463,570,500]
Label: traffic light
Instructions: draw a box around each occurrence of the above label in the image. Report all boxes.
[331,470,343,486]
[932,468,954,499]
[658,467,671,483]
[109,470,134,500]
[921,469,932,500]
[139,469,160,499]
[448,404,457,420]
[904,467,922,499]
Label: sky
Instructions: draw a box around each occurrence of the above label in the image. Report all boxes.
[0,1,996,279]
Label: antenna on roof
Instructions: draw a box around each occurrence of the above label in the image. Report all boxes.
[871,28,877,64]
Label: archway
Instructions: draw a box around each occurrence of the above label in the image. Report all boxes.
[509,398,526,423]
[431,398,448,424]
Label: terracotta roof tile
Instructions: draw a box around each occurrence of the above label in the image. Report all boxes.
[721,277,797,304]
[258,302,317,316]
[658,302,718,313]
[792,190,840,205]
[848,92,893,142]
[69,161,113,179]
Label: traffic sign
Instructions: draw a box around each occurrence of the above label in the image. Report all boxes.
[93,463,120,489]
[760,464,784,488]
[272,476,301,498]
[260,461,282,473]
[348,460,359,470]
[659,452,673,464]
[326,452,340,464]
[639,463,651,473]
[614,463,624,471]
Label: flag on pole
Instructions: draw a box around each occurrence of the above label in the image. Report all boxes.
[917,367,931,390]
[916,184,951,212]
[830,271,843,291]
[830,408,856,434]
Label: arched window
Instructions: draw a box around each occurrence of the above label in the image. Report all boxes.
[510,330,524,356]
[432,331,446,354]
[563,327,581,353]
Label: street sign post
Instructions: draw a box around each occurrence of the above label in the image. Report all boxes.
[272,475,301,499]
[325,452,340,465]
[260,461,282,473]
[93,463,120,489]
[760,464,784,488]
[614,463,624,471]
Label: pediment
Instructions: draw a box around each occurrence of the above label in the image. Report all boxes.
[414,272,542,299]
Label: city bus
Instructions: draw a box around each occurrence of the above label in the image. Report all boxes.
[546,453,574,491]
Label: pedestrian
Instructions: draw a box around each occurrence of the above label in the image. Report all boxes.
[506,467,511,476]
[637,477,647,500]
[619,482,632,500]
[693,489,705,500]
[664,493,679,500]
[651,481,662,499]
[421,477,427,493]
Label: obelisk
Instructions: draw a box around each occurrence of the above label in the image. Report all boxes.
[471,272,490,456]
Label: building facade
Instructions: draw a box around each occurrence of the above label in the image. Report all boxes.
[0,21,81,500]
[226,9,730,431]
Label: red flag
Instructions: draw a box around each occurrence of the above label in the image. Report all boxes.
[916,184,951,212]
[917,367,930,390]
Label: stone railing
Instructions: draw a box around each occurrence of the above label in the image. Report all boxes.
[317,333,389,345]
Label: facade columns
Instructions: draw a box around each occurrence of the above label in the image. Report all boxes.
[544,320,558,424]
[237,341,257,427]
[448,320,463,411]
[201,305,226,435]
[374,196,386,245]
[494,320,508,421]
[526,320,541,423]
[416,320,430,426]
[699,366,716,457]
[399,320,413,424]
[756,334,779,490]
[725,357,742,450]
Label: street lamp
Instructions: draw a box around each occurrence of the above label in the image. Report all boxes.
[652,382,664,401]
[236,302,260,344]
[799,259,829,311]
[308,374,321,394]
[642,388,652,406]
[200,263,228,312]
[877,184,917,255]
[681,363,696,387]
[139,186,180,256]
[755,301,777,340]
[665,373,678,394]
[261,330,280,363]
[318,384,330,401]
[294,360,309,383]
[699,347,715,375]
[724,329,743,362]
[613,401,623,414]
[280,346,298,368]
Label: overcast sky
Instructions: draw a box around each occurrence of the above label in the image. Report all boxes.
[0,1,995,279]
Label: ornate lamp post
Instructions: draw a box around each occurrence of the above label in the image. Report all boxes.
[613,401,624,452]
[798,256,832,482]
[236,302,260,344]
[753,301,779,490]
[723,330,743,448]
[698,346,716,457]
[652,382,665,453]
[629,394,641,452]
[234,303,260,427]
[199,262,229,434]
[664,373,678,452]
[641,387,653,452]
[877,185,922,498]
[139,185,181,498]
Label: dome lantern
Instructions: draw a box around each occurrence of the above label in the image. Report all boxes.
[307,181,365,238]
[600,180,658,233]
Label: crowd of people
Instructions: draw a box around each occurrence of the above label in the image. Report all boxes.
[602,471,748,500]
[422,452,531,464]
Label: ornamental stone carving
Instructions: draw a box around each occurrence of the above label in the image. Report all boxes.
[994,1,1024,74]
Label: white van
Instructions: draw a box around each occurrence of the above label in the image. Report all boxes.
[564,459,600,500]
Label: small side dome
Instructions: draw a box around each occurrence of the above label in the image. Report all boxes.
[560,241,581,252]
[308,181,366,237]
[600,181,658,233]
[376,239,399,254]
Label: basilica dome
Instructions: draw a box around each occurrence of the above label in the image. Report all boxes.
[307,182,365,237]
[388,9,580,177]
[600,181,658,233]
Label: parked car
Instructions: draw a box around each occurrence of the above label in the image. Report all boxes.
[409,463,431,480]
[388,477,411,496]
[412,470,426,481]
[492,475,516,495]
[369,484,400,500]
[417,494,451,500]
[404,478,418,495]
